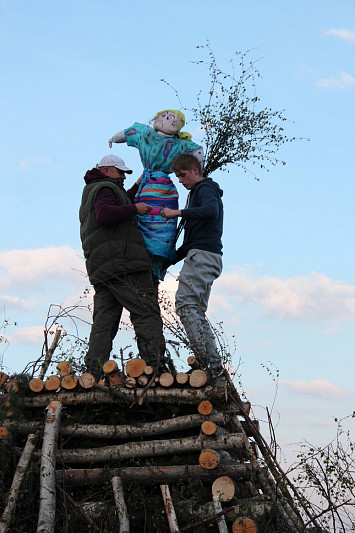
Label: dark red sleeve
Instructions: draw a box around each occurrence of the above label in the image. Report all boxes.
[95,187,138,225]
[126,182,139,202]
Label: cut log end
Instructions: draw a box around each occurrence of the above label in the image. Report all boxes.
[0,426,8,440]
[189,369,208,388]
[159,372,174,388]
[198,400,213,415]
[201,420,217,436]
[61,374,78,390]
[57,361,73,376]
[187,355,200,369]
[102,360,118,374]
[45,375,61,391]
[212,476,236,502]
[199,449,219,470]
[175,372,189,385]
[125,358,146,378]
[0,371,9,386]
[232,517,257,533]
[109,371,124,387]
[125,377,136,389]
[79,373,96,389]
[29,378,45,393]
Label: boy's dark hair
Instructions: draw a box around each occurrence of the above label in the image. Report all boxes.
[171,153,202,175]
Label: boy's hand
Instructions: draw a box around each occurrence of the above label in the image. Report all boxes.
[161,208,181,219]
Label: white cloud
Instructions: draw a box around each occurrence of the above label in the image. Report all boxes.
[316,71,355,90]
[323,29,355,42]
[214,270,355,322]
[19,156,52,170]
[280,379,346,399]
[9,326,45,345]
[0,294,37,310]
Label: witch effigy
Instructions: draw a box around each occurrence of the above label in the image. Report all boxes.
[108,110,204,280]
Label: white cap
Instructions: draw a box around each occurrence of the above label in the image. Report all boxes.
[97,155,133,174]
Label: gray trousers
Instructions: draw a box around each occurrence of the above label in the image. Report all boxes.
[175,249,223,370]
[85,271,166,377]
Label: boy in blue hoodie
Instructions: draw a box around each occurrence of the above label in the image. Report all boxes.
[161,154,224,375]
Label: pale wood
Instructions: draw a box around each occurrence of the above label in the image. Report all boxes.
[179,504,237,532]
[102,359,118,374]
[0,434,38,533]
[137,375,148,387]
[175,372,189,385]
[198,400,213,415]
[232,517,257,533]
[212,476,236,502]
[125,377,136,388]
[199,449,238,470]
[189,369,208,388]
[187,355,200,369]
[159,372,174,387]
[38,328,62,381]
[0,426,8,440]
[37,402,62,533]
[161,484,179,533]
[44,375,60,391]
[56,361,72,376]
[22,385,228,408]
[144,365,154,376]
[212,496,228,533]
[57,464,252,486]
[5,379,19,393]
[112,476,130,533]
[0,372,9,386]
[61,373,78,390]
[29,378,45,393]
[56,433,247,464]
[125,357,146,377]
[78,373,95,389]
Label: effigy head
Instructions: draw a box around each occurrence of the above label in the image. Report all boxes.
[153,109,185,135]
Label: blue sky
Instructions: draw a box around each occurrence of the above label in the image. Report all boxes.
[1,0,354,461]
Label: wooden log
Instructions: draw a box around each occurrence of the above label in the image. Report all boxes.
[78,373,95,389]
[212,476,236,502]
[38,328,62,381]
[0,372,9,386]
[125,357,146,378]
[232,517,257,533]
[201,420,217,436]
[109,371,124,386]
[175,372,189,385]
[198,400,213,415]
[56,361,72,376]
[0,427,8,440]
[0,434,38,533]
[61,374,78,390]
[45,375,61,391]
[125,377,136,389]
[37,402,62,533]
[240,419,260,437]
[112,476,129,533]
[102,359,118,374]
[5,379,19,393]
[189,369,208,388]
[161,484,179,533]
[212,496,228,533]
[137,375,149,387]
[22,385,228,408]
[29,378,45,393]
[57,464,252,487]
[55,433,248,464]
[199,449,238,470]
[187,356,200,369]
[144,365,154,376]
[159,372,174,387]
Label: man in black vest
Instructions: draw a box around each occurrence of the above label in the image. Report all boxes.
[79,155,166,379]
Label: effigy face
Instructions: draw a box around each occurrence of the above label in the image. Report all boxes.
[154,111,183,136]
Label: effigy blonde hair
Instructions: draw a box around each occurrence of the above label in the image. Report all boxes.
[152,109,192,141]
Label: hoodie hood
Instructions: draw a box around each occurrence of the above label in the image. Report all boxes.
[84,167,105,185]
[194,177,223,197]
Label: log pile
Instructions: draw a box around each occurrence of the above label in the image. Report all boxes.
[0,358,306,532]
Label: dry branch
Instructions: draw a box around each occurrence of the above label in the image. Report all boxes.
[37,402,63,533]
[38,328,62,381]
[112,476,130,533]
[57,464,252,486]
[161,484,179,533]
[0,434,38,533]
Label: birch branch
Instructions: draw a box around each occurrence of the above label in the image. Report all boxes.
[38,329,62,381]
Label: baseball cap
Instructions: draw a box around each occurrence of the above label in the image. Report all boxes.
[97,155,133,174]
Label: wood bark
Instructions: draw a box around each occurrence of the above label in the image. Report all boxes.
[102,359,118,374]
[56,464,252,486]
[161,484,179,533]
[189,369,208,388]
[159,372,174,387]
[22,385,227,408]
[0,372,9,386]
[6,412,226,440]
[5,379,19,393]
[125,357,146,377]
[44,375,60,391]
[0,426,8,440]
[38,328,62,381]
[232,517,257,533]
[199,449,238,470]
[55,432,248,464]
[212,476,236,502]
[0,433,38,533]
[112,476,130,533]
[56,361,72,376]
[37,401,63,533]
[212,496,228,533]
[29,378,45,393]
[78,373,95,389]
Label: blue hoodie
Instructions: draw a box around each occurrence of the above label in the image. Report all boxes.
[175,178,223,262]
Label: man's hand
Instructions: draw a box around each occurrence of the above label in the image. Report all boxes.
[161,208,181,219]
[136,203,152,215]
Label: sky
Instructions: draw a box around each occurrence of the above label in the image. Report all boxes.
[1,0,354,467]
